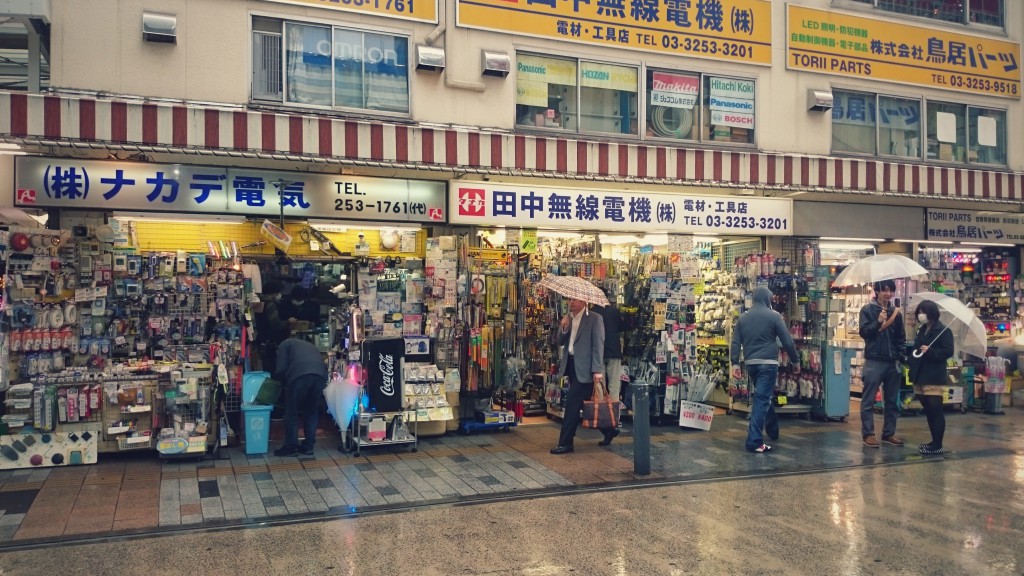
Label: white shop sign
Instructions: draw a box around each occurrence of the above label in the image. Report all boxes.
[678,400,714,430]
[926,208,1024,243]
[450,183,793,236]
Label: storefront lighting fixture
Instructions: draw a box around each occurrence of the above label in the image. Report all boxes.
[948,247,983,253]
[308,220,420,233]
[897,239,953,245]
[692,235,720,243]
[0,143,26,155]
[540,231,584,239]
[598,234,642,245]
[819,242,875,250]
[820,237,884,243]
[112,212,245,225]
[961,242,1015,247]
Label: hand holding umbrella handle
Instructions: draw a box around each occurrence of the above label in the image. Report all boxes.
[912,349,925,358]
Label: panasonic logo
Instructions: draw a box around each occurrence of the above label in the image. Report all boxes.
[709,97,753,111]
[518,63,546,74]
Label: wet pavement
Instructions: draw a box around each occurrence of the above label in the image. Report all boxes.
[0,399,1020,572]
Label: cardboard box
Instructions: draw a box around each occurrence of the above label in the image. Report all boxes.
[417,420,446,437]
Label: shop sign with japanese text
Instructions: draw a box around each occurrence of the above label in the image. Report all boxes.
[787,5,1021,99]
[260,0,436,24]
[450,182,792,235]
[13,157,446,223]
[457,0,772,65]
[927,209,1024,243]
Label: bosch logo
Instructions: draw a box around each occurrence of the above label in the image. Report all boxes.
[458,188,486,217]
[16,189,36,204]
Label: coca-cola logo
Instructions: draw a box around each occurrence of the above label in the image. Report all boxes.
[378,353,395,397]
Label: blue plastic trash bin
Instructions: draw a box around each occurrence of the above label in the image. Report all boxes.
[241,371,274,455]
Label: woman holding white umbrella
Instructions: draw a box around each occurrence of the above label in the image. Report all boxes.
[908,299,954,455]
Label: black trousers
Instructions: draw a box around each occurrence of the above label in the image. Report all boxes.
[557,356,611,447]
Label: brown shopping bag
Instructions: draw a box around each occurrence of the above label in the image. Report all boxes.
[582,382,620,429]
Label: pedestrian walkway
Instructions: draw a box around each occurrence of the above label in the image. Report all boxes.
[0,403,1021,548]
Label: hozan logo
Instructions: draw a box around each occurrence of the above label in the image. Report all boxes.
[378,353,396,397]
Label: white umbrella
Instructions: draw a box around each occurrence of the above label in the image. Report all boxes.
[833,254,929,287]
[908,291,987,358]
[538,275,610,307]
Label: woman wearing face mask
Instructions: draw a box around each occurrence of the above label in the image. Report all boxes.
[908,299,954,455]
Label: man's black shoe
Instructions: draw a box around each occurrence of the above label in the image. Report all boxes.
[550,445,574,455]
[274,446,299,457]
[598,428,621,447]
[298,446,314,456]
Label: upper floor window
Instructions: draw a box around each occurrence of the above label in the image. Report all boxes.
[252,16,410,115]
[832,89,1005,165]
[516,54,638,136]
[848,0,1003,28]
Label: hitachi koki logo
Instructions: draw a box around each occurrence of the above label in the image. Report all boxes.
[378,353,395,397]
[458,188,486,217]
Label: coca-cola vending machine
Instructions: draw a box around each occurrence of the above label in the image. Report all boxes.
[362,337,404,413]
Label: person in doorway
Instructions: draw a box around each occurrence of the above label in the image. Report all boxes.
[255,280,289,376]
[551,297,615,454]
[273,330,329,456]
[596,290,624,420]
[731,286,801,453]
[858,279,908,448]
[908,300,954,455]
[279,285,321,325]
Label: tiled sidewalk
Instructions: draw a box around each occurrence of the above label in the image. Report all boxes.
[0,406,1021,546]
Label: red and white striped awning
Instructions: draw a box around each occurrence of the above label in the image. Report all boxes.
[1,91,1021,203]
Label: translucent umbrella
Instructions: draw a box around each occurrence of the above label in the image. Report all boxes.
[538,275,610,307]
[908,292,987,358]
[833,254,928,287]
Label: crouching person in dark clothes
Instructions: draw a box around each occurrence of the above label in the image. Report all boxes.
[274,329,328,456]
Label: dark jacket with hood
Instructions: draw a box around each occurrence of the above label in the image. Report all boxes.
[858,299,907,363]
[908,320,954,385]
[731,286,800,366]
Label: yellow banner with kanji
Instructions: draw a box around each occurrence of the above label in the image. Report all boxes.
[457,0,772,65]
[787,5,1021,99]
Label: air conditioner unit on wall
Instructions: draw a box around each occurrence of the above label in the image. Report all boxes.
[142,12,177,44]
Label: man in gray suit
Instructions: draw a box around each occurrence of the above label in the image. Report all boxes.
[551,297,617,454]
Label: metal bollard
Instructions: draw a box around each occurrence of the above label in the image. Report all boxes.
[632,383,651,475]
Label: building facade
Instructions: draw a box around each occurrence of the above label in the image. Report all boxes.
[0,0,1020,229]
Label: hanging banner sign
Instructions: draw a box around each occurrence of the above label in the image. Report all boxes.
[450,183,793,235]
[926,209,1024,243]
[261,0,437,24]
[787,5,1021,99]
[13,157,446,224]
[457,0,772,65]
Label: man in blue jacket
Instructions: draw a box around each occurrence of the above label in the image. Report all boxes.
[857,279,907,448]
[731,286,800,453]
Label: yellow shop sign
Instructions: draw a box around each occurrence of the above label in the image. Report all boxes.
[263,0,436,24]
[458,0,771,65]
[787,5,1021,99]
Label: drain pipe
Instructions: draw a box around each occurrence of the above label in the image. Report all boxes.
[424,3,485,92]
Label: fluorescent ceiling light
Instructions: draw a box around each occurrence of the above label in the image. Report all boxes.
[899,239,953,245]
[540,231,584,239]
[308,219,420,232]
[820,242,875,250]
[599,234,642,245]
[948,246,982,253]
[820,237,884,243]
[692,235,720,243]
[113,212,245,225]
[643,233,668,246]
[961,242,1015,247]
